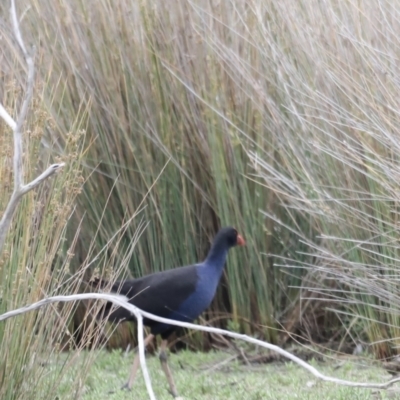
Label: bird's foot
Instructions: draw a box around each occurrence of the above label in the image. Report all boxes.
[120,382,132,391]
[106,382,132,395]
[168,388,181,398]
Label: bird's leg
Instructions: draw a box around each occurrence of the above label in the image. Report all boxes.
[159,339,179,398]
[121,333,154,391]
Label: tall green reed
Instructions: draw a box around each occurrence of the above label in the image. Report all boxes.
[5,0,400,359]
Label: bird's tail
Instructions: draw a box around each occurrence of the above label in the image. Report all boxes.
[86,278,129,321]
[88,278,127,296]
[87,277,108,289]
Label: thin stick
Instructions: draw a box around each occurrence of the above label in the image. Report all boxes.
[0,104,16,130]
[0,292,399,395]
[10,0,34,191]
[137,315,156,400]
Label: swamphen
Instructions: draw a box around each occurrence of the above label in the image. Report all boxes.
[92,226,245,398]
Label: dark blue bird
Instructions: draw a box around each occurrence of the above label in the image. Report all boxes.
[91,226,245,397]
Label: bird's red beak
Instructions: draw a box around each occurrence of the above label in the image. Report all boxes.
[236,234,246,246]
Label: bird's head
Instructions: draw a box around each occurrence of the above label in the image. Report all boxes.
[217,226,246,248]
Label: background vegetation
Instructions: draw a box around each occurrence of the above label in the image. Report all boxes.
[1,0,400,398]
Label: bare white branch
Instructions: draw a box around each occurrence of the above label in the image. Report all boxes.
[10,0,35,191]
[11,0,29,56]
[0,1,65,255]
[0,104,17,130]
[0,292,399,399]
[137,314,156,400]
[19,163,66,195]
[0,191,23,252]
[0,293,156,399]
[0,162,65,252]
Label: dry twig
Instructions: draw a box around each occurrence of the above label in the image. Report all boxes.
[0,293,399,400]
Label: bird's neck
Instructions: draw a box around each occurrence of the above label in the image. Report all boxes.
[204,244,229,274]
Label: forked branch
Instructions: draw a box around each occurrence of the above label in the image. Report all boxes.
[0,0,65,254]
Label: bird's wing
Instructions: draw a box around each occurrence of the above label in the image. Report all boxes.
[97,265,200,320]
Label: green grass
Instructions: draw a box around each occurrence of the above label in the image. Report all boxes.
[47,350,399,400]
